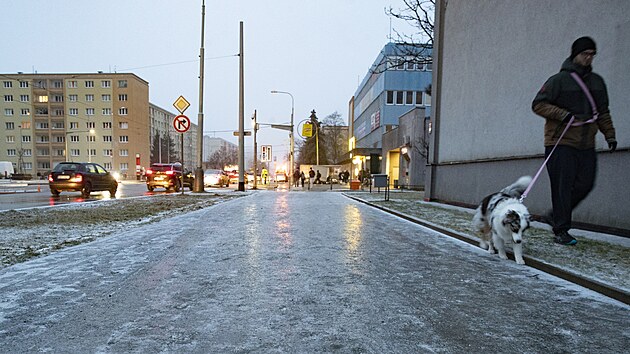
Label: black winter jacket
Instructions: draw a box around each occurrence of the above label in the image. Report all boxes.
[532,58,615,149]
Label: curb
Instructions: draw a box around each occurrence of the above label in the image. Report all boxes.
[344,193,630,305]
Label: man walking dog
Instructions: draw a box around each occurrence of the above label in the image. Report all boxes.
[532,36,617,245]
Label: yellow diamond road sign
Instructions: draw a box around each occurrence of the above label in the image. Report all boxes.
[173,95,190,114]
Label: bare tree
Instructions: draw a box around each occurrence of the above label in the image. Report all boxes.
[321,111,347,164]
[205,145,238,169]
[370,0,435,74]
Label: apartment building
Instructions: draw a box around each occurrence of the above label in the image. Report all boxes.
[0,73,149,178]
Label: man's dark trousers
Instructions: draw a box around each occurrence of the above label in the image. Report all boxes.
[545,145,597,234]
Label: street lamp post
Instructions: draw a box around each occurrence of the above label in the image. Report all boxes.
[271,90,294,190]
[65,129,94,162]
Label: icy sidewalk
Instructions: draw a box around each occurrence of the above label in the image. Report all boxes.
[0,191,628,352]
[345,189,630,295]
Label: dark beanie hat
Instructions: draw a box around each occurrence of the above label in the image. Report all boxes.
[571,36,596,59]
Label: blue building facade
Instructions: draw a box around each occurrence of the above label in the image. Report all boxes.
[348,43,432,177]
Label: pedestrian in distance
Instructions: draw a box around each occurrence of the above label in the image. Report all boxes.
[300,171,305,188]
[532,36,617,246]
[315,170,322,184]
[293,168,300,188]
[308,168,315,190]
[261,168,269,185]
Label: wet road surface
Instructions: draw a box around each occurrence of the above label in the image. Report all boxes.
[0,191,627,352]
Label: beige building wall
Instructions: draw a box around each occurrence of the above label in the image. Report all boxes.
[0,73,149,179]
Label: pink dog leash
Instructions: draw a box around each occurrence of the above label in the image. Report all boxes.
[520,72,599,203]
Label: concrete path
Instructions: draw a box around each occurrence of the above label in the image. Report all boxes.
[0,191,627,353]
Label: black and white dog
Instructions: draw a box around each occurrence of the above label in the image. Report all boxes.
[472,176,532,265]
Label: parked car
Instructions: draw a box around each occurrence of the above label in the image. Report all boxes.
[275,172,288,183]
[204,169,230,187]
[48,162,118,197]
[146,162,193,192]
[226,170,239,184]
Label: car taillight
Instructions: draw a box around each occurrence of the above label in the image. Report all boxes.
[48,174,53,182]
[146,169,153,175]
[69,174,83,183]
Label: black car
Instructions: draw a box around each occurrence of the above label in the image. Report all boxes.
[48,162,118,197]
[145,162,194,192]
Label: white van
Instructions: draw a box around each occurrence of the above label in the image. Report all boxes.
[0,161,14,178]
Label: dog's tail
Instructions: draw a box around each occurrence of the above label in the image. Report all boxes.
[501,176,532,198]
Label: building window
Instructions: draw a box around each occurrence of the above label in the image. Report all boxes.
[23,162,33,170]
[19,81,29,88]
[102,108,112,115]
[396,91,404,105]
[118,80,128,88]
[53,122,64,129]
[119,149,129,156]
[405,91,414,105]
[22,135,31,143]
[85,80,94,88]
[70,135,80,142]
[38,135,50,143]
[86,94,94,102]
[102,94,111,101]
[20,108,30,115]
[71,149,80,157]
[103,122,112,129]
[88,148,96,157]
[70,122,79,129]
[5,122,15,130]
[415,91,423,106]
[87,122,96,129]
[119,136,129,143]
[53,109,64,116]
[119,122,128,129]
[103,162,112,170]
[53,80,63,88]
[4,108,13,116]
[104,149,112,157]
[87,136,96,143]
[36,122,49,129]
[3,81,12,88]
[103,135,112,142]
[69,108,78,116]
[6,136,15,143]
[7,149,16,156]
[38,148,50,156]
[35,107,48,115]
[23,149,32,156]
[424,92,432,106]
[118,94,128,101]
[118,107,128,115]
[54,149,64,157]
[53,95,63,102]
[4,95,13,102]
[37,95,48,103]
[386,91,394,105]
[101,80,111,88]
[86,108,95,115]
[20,95,29,102]
[67,80,77,88]
[56,136,64,143]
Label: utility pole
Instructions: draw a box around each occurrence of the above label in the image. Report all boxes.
[252,110,258,189]
[310,110,319,166]
[193,0,206,192]
[237,21,245,191]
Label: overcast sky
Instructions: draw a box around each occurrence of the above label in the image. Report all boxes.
[2,0,417,160]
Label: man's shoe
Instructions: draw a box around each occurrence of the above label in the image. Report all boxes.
[554,231,577,245]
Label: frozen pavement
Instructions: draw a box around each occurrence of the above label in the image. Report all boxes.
[0,191,628,353]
